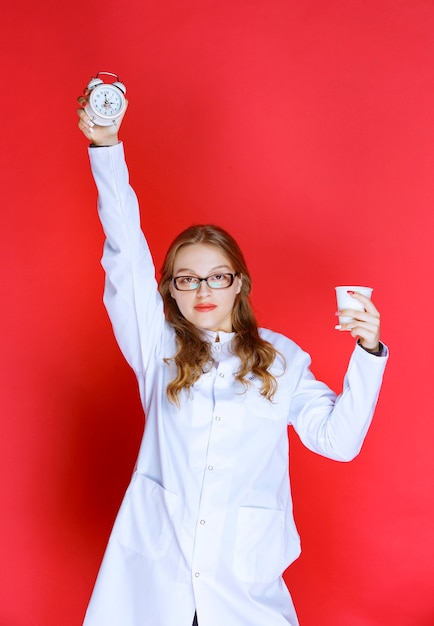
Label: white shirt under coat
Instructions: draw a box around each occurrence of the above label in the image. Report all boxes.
[83,143,388,626]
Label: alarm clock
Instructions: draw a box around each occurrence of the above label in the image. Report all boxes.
[84,72,127,126]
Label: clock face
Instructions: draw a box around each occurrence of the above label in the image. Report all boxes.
[90,85,125,118]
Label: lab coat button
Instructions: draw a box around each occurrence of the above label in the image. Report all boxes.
[200,519,206,525]
[218,372,224,378]
[194,572,200,578]
[215,415,221,421]
[208,465,213,471]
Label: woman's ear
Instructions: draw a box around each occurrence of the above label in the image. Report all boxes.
[235,274,242,294]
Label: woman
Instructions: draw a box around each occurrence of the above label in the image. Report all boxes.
[77,96,388,626]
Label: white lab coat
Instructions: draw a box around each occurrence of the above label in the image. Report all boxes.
[83,143,388,626]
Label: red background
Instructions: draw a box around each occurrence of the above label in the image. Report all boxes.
[1,1,433,624]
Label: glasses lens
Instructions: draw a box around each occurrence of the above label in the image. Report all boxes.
[174,277,200,290]
[207,274,233,289]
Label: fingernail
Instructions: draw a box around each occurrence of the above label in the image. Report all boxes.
[347,290,355,295]
[335,324,342,330]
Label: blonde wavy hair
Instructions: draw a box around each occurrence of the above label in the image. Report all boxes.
[159,224,281,405]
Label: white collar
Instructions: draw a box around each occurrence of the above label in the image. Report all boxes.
[202,329,236,345]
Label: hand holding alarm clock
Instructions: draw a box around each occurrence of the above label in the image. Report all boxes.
[77,72,128,145]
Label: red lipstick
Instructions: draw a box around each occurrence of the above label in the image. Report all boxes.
[194,304,217,312]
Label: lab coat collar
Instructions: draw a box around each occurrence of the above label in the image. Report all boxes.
[202,329,236,345]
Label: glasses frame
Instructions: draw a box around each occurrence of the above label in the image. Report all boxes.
[172,272,238,291]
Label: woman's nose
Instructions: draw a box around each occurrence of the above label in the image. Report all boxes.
[196,280,212,296]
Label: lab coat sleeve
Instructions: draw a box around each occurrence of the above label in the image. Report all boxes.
[288,343,388,461]
[88,143,166,374]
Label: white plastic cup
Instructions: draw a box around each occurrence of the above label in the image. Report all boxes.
[335,286,373,324]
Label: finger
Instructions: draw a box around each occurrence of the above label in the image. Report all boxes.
[348,291,380,316]
[336,318,380,348]
[335,313,380,334]
[77,107,88,120]
[337,308,370,321]
[78,124,94,140]
[77,107,95,127]
[77,114,95,138]
[335,326,379,349]
[341,320,379,335]
[77,115,95,138]
[335,321,379,336]
[337,310,380,327]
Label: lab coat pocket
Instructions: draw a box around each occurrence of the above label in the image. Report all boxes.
[233,506,286,583]
[116,473,178,560]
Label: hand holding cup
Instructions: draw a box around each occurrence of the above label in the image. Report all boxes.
[335,286,381,352]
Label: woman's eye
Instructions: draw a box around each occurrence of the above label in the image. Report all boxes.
[212,274,224,281]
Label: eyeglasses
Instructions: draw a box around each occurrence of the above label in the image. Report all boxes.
[172,273,238,291]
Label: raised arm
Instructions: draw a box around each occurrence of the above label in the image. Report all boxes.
[77,95,168,374]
